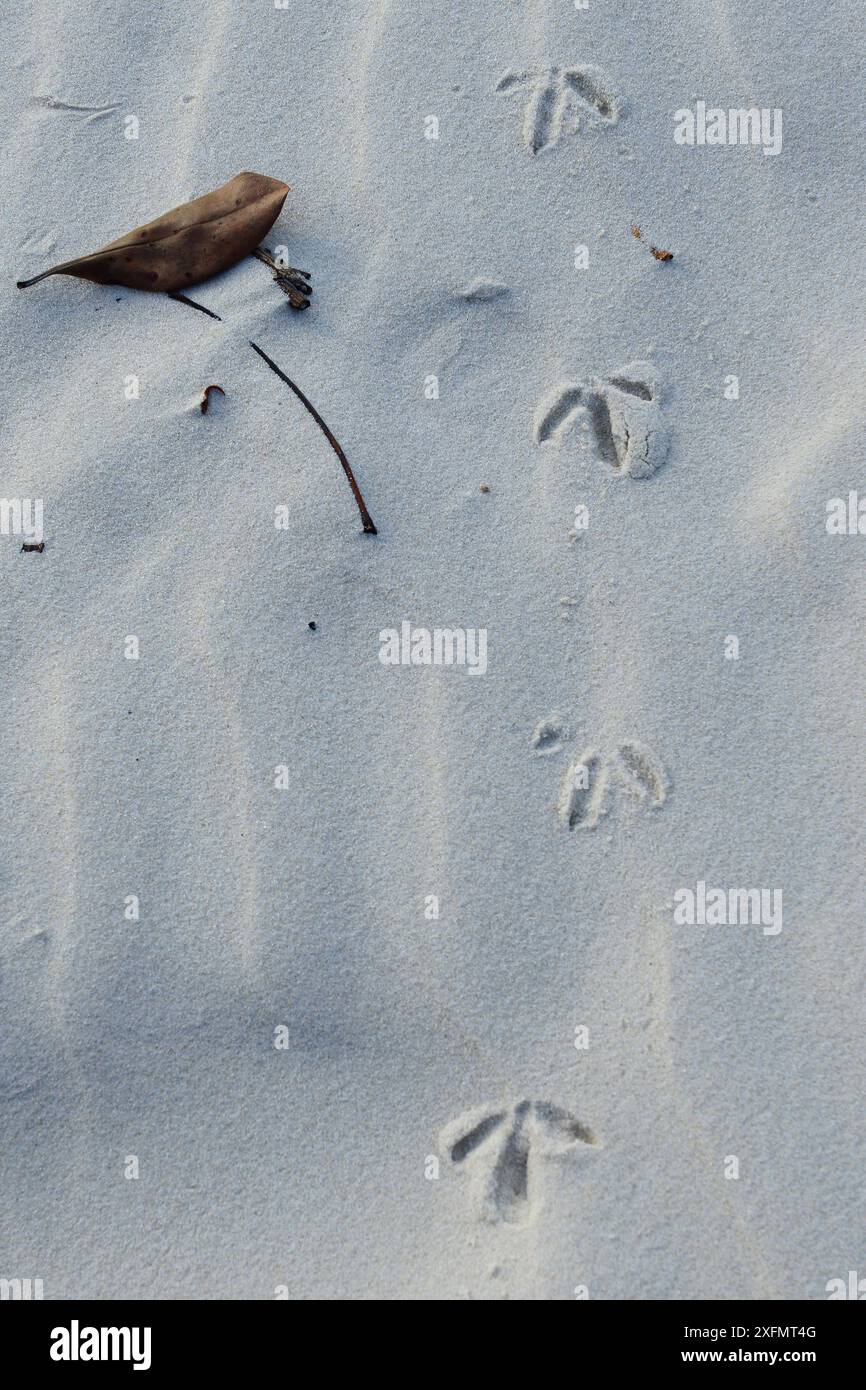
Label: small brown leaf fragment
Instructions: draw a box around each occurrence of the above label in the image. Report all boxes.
[21,542,45,553]
[16,173,290,294]
[200,384,225,414]
[631,224,674,261]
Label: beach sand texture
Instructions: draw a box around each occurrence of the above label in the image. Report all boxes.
[1,0,865,1298]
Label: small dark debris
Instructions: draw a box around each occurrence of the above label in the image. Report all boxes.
[631,224,674,261]
[21,542,45,553]
[200,384,225,414]
[308,621,317,631]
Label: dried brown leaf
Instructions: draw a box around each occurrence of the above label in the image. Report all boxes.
[17,172,289,293]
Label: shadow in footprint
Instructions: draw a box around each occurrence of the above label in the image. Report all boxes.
[534,383,585,444]
[614,739,668,807]
[558,749,607,830]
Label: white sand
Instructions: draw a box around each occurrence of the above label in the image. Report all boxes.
[1,0,864,1299]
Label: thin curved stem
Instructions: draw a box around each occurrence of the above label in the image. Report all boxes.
[166,288,377,536]
[168,291,222,321]
[249,340,377,535]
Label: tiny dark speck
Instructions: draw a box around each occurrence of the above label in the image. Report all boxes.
[308,621,317,631]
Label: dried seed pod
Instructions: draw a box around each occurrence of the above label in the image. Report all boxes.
[252,247,312,310]
[16,173,289,294]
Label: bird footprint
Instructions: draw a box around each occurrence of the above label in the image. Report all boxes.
[441,1099,599,1224]
[534,362,669,479]
[551,737,669,830]
[497,65,621,154]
